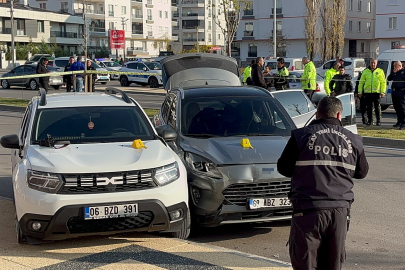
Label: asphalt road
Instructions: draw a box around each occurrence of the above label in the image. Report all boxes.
[0,110,404,269]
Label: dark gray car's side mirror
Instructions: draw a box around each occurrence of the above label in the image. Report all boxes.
[155,125,177,142]
[0,134,20,149]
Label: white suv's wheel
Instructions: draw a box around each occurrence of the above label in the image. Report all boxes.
[171,209,191,240]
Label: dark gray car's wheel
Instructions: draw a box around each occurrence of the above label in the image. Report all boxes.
[381,105,390,111]
[1,79,10,89]
[29,79,38,90]
[120,76,129,87]
[171,209,190,240]
[149,76,159,88]
[15,216,27,244]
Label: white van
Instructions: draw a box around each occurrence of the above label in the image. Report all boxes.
[317,58,366,79]
[376,49,405,110]
[264,58,304,74]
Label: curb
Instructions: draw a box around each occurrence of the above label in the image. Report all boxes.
[1,105,404,150]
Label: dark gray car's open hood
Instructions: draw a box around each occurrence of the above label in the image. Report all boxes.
[160,53,241,90]
[180,136,289,165]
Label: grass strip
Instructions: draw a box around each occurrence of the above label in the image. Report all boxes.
[358,126,405,140]
[143,108,159,118]
[0,97,29,107]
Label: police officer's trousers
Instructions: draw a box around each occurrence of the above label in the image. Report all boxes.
[365,93,382,124]
[289,208,348,270]
[392,90,405,124]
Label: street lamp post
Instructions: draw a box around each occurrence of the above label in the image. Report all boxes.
[273,0,277,58]
[10,0,15,69]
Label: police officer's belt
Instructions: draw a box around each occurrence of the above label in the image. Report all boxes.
[393,88,405,91]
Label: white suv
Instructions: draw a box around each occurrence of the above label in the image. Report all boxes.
[119,61,163,88]
[317,58,366,78]
[0,89,189,244]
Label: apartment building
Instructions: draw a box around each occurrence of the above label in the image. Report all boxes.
[234,0,377,64]
[0,3,84,53]
[171,0,225,53]
[24,0,175,57]
[375,0,405,53]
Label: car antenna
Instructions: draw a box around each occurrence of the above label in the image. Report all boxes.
[38,88,47,106]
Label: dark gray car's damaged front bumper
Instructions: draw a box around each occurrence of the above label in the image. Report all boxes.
[188,164,293,227]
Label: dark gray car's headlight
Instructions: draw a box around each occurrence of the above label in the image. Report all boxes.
[153,162,180,186]
[27,170,63,193]
[184,152,222,178]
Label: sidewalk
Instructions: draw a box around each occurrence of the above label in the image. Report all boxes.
[0,199,291,270]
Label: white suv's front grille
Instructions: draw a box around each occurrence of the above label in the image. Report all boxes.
[58,170,157,194]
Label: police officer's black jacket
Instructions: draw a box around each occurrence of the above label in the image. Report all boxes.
[277,117,369,210]
[330,74,353,96]
[387,68,405,90]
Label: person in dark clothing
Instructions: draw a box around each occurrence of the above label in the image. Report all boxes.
[277,97,369,270]
[86,59,96,92]
[251,57,270,89]
[63,56,75,92]
[36,58,50,93]
[354,70,368,124]
[387,61,405,129]
[119,57,125,66]
[330,66,353,96]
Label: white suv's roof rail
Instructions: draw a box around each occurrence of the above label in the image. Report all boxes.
[104,87,132,104]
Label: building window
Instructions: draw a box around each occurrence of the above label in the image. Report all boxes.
[159,10,162,18]
[16,19,25,35]
[147,9,152,20]
[208,33,211,42]
[349,20,353,31]
[357,21,361,32]
[348,0,353,10]
[248,43,257,57]
[245,22,253,31]
[357,0,362,11]
[109,22,115,30]
[208,8,211,17]
[366,22,371,32]
[389,17,397,29]
[208,21,211,30]
[147,0,153,4]
[39,3,46,9]
[60,2,68,13]
[122,6,126,15]
[37,20,44,32]
[218,34,220,40]
[391,41,400,49]
[361,42,365,53]
[165,11,168,18]
[367,1,371,12]
[108,5,114,16]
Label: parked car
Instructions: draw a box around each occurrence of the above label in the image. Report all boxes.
[119,61,162,88]
[317,58,366,79]
[98,61,122,80]
[264,58,304,73]
[152,53,357,228]
[25,54,52,65]
[1,64,63,90]
[0,88,190,244]
[53,57,110,84]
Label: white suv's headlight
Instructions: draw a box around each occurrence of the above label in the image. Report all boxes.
[153,162,180,186]
[27,170,63,193]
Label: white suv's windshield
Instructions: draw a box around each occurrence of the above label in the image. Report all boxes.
[181,96,293,137]
[31,106,155,144]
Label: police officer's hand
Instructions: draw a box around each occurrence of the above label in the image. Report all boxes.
[358,94,362,98]
[381,94,385,98]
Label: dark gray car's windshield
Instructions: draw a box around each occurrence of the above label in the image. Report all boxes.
[181,96,293,137]
[31,106,155,144]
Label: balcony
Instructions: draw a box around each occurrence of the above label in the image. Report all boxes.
[146,0,153,7]
[132,29,143,37]
[108,11,114,16]
[183,37,205,42]
[89,27,107,36]
[50,31,78,38]
[270,8,283,18]
[182,12,204,18]
[60,8,69,13]
[173,12,179,17]
[181,0,205,7]
[74,9,105,16]
[242,30,254,40]
[131,0,142,6]
[147,31,153,37]
[146,16,153,23]
[0,28,11,34]
[127,47,146,55]
[132,14,143,22]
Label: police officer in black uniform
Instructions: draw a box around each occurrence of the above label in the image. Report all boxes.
[387,61,405,129]
[354,70,368,124]
[277,97,369,270]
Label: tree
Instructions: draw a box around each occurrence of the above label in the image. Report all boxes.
[38,38,53,55]
[266,34,291,57]
[211,0,251,57]
[304,0,321,60]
